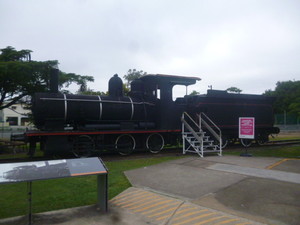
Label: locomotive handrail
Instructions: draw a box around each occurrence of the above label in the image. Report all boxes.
[39,97,155,105]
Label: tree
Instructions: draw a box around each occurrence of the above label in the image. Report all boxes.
[189,90,200,96]
[77,88,108,96]
[226,87,242,94]
[0,46,94,110]
[123,69,147,88]
[263,80,300,115]
[289,98,300,117]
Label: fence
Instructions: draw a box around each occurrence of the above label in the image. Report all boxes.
[275,113,300,132]
[0,126,34,139]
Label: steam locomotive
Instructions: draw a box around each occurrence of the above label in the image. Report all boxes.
[24,69,279,157]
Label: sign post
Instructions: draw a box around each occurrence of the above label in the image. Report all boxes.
[239,117,255,156]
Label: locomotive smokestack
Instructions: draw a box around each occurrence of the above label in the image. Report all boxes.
[108,74,124,97]
[50,68,59,93]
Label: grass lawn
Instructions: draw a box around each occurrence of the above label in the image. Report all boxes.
[271,135,300,141]
[270,132,300,141]
[0,156,184,219]
[0,150,43,160]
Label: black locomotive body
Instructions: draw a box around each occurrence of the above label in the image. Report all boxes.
[25,71,279,157]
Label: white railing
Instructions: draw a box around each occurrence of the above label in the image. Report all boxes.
[181,112,222,157]
[181,112,204,156]
[199,112,222,153]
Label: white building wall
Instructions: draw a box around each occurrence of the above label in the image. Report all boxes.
[0,104,30,127]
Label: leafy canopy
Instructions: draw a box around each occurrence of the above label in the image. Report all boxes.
[123,69,147,88]
[264,80,300,116]
[226,87,242,94]
[0,46,94,110]
[189,90,200,96]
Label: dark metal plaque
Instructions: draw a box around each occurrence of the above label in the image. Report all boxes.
[67,157,107,176]
[0,157,107,184]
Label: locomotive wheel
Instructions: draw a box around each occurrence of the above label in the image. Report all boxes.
[146,133,164,153]
[256,139,267,145]
[115,134,136,156]
[72,135,95,158]
[240,138,252,147]
[256,134,269,145]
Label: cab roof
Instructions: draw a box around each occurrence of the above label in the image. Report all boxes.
[139,74,201,86]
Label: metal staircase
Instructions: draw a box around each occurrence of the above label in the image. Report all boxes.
[181,112,222,157]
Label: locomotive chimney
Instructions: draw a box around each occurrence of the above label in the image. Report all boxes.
[50,68,59,93]
[108,74,124,97]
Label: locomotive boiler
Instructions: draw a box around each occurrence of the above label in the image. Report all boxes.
[25,69,279,157]
[32,74,157,131]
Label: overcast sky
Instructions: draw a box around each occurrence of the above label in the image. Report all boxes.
[1,0,299,97]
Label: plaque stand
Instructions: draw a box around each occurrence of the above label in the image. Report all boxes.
[240,146,252,157]
[27,181,32,225]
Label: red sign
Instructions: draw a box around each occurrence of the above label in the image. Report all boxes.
[239,117,255,139]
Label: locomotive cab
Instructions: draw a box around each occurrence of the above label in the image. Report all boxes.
[131,74,201,129]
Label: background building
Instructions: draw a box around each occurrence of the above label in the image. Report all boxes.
[0,103,30,127]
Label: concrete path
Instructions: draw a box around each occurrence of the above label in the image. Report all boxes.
[109,187,263,225]
[207,163,300,184]
[125,156,300,225]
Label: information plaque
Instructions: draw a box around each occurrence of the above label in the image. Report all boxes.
[239,117,255,139]
[0,157,108,225]
[0,157,107,183]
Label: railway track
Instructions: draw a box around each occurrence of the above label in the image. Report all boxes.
[0,139,299,164]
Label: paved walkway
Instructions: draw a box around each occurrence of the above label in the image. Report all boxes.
[110,187,263,225]
[124,156,300,225]
[207,163,300,184]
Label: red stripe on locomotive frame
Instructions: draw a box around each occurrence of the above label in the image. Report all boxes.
[25,129,181,137]
[196,102,272,107]
[25,124,272,137]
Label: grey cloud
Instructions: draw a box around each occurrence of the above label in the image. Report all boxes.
[0,0,299,95]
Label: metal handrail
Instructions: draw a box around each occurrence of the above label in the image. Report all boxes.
[181,119,203,144]
[182,112,201,132]
[199,112,222,146]
[182,111,222,157]
[201,119,219,140]
[181,112,204,156]
[201,113,221,133]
